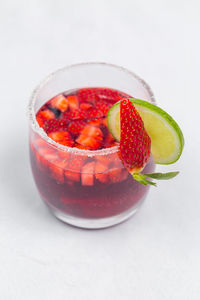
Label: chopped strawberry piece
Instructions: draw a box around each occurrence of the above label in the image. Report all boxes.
[48,131,71,142]
[108,168,122,183]
[95,155,111,166]
[87,107,104,119]
[120,169,129,181]
[49,159,68,184]
[95,88,122,103]
[36,115,44,127]
[104,132,116,147]
[65,157,85,182]
[34,137,49,149]
[68,120,86,136]
[44,119,68,134]
[50,94,69,112]
[59,140,74,147]
[57,150,71,160]
[101,117,107,127]
[67,95,79,111]
[80,103,93,110]
[63,109,88,121]
[36,109,55,127]
[35,148,58,170]
[88,119,101,127]
[81,162,95,186]
[96,100,112,116]
[80,125,103,141]
[106,142,119,148]
[48,131,74,146]
[76,135,102,150]
[39,109,55,120]
[74,143,91,150]
[95,161,109,183]
[78,88,98,104]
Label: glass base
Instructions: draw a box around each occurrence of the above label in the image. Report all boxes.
[46,196,147,229]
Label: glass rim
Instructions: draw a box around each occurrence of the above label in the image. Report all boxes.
[28,62,156,157]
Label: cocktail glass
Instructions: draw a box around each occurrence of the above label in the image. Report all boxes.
[28,62,156,229]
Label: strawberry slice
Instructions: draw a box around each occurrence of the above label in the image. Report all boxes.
[67,95,79,111]
[50,94,69,112]
[76,135,102,150]
[120,99,151,173]
[81,162,95,186]
[80,125,103,141]
[68,120,87,136]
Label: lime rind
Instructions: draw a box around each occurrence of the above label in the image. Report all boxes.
[107,98,184,165]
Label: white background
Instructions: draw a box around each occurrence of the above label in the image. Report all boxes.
[0,0,200,299]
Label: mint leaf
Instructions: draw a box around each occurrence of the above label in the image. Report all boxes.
[132,174,157,186]
[143,171,179,180]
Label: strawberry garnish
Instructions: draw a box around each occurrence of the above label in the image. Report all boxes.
[119,99,179,185]
[120,98,151,174]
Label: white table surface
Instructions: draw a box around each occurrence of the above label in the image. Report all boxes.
[0,0,200,299]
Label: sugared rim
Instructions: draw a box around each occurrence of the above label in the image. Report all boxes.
[28,62,156,157]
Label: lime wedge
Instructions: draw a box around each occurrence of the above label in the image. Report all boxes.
[107,98,184,164]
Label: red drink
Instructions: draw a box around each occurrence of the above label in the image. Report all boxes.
[28,63,156,228]
[30,87,154,221]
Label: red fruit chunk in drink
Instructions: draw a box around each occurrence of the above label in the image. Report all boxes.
[76,135,102,150]
[67,95,79,111]
[65,157,85,182]
[68,120,86,136]
[49,159,68,184]
[50,95,69,112]
[95,161,109,183]
[31,87,156,220]
[81,162,95,186]
[80,125,103,141]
